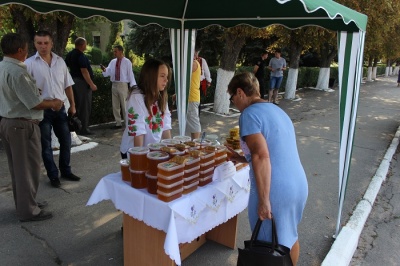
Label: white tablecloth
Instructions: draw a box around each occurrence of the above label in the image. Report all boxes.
[87,166,250,265]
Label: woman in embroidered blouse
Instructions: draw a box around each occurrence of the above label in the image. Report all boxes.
[120,58,172,158]
[227,72,308,265]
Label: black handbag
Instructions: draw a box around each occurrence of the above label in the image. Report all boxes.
[68,114,82,132]
[237,217,293,266]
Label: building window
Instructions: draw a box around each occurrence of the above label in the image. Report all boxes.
[93,36,100,48]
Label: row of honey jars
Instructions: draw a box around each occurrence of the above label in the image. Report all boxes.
[157,160,185,202]
[183,156,200,194]
[214,145,228,167]
[198,150,215,186]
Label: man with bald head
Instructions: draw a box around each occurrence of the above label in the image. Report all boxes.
[65,37,97,135]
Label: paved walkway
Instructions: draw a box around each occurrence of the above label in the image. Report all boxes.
[0,76,399,265]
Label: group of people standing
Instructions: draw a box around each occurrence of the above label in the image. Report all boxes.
[253,48,287,104]
[0,31,96,221]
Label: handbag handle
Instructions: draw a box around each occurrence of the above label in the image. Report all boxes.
[249,216,279,250]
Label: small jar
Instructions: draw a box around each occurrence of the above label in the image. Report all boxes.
[120,159,130,182]
[147,142,167,152]
[173,135,192,143]
[130,169,147,189]
[146,172,158,194]
[129,147,150,171]
[146,151,170,176]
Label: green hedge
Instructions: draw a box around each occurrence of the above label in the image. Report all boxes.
[90,47,103,65]
[90,67,141,124]
[90,69,114,124]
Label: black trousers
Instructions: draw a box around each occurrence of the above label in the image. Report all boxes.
[72,78,92,133]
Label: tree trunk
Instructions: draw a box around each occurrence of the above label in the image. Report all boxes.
[9,5,35,55]
[285,31,302,100]
[372,58,378,80]
[319,42,336,68]
[316,43,336,90]
[366,57,373,82]
[285,69,298,99]
[385,59,390,77]
[214,69,234,114]
[214,31,246,114]
[316,68,330,90]
[367,67,373,82]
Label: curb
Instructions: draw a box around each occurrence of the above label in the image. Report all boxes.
[321,125,400,265]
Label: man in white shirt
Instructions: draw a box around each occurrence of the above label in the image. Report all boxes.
[25,30,81,188]
[101,45,137,129]
[194,47,212,96]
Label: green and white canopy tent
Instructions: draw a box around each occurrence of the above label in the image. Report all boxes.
[0,0,367,236]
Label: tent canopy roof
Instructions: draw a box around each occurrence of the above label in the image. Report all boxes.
[0,0,367,32]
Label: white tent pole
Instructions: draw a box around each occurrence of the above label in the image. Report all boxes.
[335,30,365,237]
[169,27,196,136]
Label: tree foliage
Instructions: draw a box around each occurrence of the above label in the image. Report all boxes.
[8,4,74,56]
[126,23,170,60]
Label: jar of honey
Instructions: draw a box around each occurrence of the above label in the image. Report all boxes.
[199,167,214,180]
[146,151,170,176]
[199,174,213,186]
[160,139,181,147]
[120,159,130,182]
[158,172,184,185]
[173,135,192,143]
[169,149,186,158]
[157,179,184,194]
[130,169,147,189]
[184,156,200,170]
[193,138,212,149]
[147,142,167,151]
[157,188,183,202]
[214,145,227,158]
[183,180,199,194]
[183,172,199,186]
[200,151,215,164]
[129,147,150,171]
[145,172,158,194]
[157,161,185,177]
[183,165,200,179]
[200,159,215,172]
[215,154,228,167]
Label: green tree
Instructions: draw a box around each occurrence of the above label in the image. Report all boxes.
[8,4,74,56]
[126,23,170,60]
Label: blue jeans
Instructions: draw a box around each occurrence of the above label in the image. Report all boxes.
[40,106,71,180]
[270,76,283,90]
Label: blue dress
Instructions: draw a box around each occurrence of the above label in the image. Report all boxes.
[239,102,308,249]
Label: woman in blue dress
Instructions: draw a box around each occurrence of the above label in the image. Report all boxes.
[227,72,308,265]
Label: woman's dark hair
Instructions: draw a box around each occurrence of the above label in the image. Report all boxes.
[227,71,260,97]
[136,58,171,115]
[1,33,27,55]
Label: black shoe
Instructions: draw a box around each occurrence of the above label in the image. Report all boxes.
[61,173,81,181]
[20,210,53,222]
[110,125,122,129]
[273,102,279,105]
[50,178,61,188]
[37,201,48,209]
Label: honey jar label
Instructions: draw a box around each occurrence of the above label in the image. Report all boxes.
[160,162,179,169]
